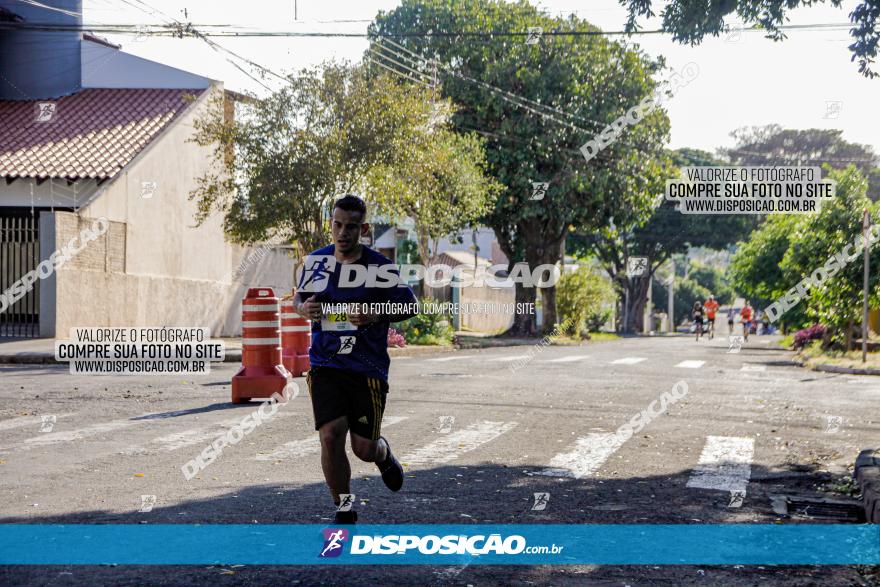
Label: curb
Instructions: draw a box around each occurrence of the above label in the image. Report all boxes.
[389,345,452,357]
[854,448,880,523]
[0,353,243,365]
[811,363,880,376]
[0,348,454,365]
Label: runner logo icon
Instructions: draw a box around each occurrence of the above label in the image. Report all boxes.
[319,528,349,558]
[338,336,356,355]
[297,255,336,293]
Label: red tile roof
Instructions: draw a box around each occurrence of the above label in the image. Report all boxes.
[0,88,204,180]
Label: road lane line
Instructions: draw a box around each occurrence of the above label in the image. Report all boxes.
[686,436,755,495]
[254,416,408,461]
[535,432,622,479]
[740,364,766,372]
[675,360,705,369]
[20,419,140,448]
[611,357,646,365]
[0,413,75,432]
[427,356,476,362]
[488,355,530,363]
[401,421,517,467]
[544,356,589,363]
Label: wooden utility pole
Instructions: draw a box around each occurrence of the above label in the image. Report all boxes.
[862,208,870,363]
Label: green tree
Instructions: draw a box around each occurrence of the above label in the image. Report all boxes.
[556,265,615,337]
[366,123,501,266]
[370,0,671,334]
[572,148,753,332]
[619,0,880,78]
[189,62,465,257]
[652,275,710,327]
[729,213,805,328]
[779,166,880,347]
[689,263,734,305]
[724,126,880,201]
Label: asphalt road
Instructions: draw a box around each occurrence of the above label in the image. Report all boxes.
[1,328,879,585]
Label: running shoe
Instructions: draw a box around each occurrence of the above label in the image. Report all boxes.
[333,510,358,524]
[376,436,404,491]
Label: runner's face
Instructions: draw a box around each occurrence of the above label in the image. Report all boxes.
[330,208,367,254]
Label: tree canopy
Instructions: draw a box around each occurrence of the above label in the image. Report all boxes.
[619,0,880,78]
[371,0,673,333]
[189,62,497,262]
[730,166,880,344]
[724,125,880,201]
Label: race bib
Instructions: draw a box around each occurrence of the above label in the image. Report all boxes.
[321,312,356,332]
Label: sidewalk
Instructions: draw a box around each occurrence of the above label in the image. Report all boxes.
[0,337,449,364]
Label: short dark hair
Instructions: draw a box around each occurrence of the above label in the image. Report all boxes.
[333,194,367,221]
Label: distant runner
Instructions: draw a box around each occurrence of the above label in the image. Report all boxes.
[294,195,418,524]
[692,301,704,341]
[727,307,736,335]
[740,301,754,342]
[703,295,719,339]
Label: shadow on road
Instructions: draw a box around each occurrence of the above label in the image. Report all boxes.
[0,460,868,586]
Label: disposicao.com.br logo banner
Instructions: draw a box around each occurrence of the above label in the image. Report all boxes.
[1,525,878,565]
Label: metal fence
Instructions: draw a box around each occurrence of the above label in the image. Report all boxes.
[0,213,40,338]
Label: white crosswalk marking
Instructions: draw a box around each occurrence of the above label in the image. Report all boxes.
[21,419,139,448]
[254,416,408,461]
[675,360,705,369]
[427,356,476,362]
[152,417,243,451]
[0,413,74,432]
[687,436,755,494]
[611,357,646,365]
[489,355,530,363]
[536,432,622,479]
[150,410,300,452]
[401,421,517,467]
[741,364,766,372]
[544,356,589,363]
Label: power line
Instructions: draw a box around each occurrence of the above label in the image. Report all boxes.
[0,21,856,37]
[365,55,431,87]
[726,148,878,164]
[111,0,286,90]
[15,0,81,17]
[375,37,596,133]
[367,45,434,85]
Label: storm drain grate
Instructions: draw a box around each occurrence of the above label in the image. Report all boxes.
[772,495,865,522]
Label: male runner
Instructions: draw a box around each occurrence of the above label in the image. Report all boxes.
[740,301,754,342]
[294,195,417,524]
[703,295,719,339]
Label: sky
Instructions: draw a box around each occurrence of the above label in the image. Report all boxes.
[83,0,880,157]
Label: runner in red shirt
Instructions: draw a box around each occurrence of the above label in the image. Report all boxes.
[740,302,754,342]
[703,295,719,339]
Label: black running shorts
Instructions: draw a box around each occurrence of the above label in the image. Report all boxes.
[307,367,388,440]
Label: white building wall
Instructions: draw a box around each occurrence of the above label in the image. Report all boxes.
[48,84,292,338]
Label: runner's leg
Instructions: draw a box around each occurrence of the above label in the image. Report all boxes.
[350,432,387,463]
[318,415,351,505]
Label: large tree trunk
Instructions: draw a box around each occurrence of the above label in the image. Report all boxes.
[540,286,558,335]
[617,274,652,334]
[511,283,537,336]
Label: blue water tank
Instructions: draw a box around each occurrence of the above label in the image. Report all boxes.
[0,0,82,100]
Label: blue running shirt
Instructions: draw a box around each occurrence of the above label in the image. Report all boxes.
[298,245,417,381]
